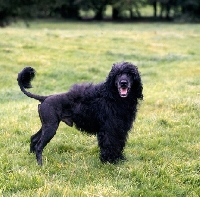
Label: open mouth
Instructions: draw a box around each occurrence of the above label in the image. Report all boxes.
[116,76,132,98]
[119,87,129,97]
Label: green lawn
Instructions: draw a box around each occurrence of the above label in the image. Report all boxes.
[0,20,200,196]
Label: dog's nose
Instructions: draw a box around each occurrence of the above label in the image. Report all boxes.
[120,80,128,87]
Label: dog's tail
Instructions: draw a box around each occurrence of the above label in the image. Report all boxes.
[17,67,47,102]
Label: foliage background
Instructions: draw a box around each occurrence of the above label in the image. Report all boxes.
[0,0,200,26]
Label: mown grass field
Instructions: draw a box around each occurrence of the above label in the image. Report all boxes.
[0,20,200,196]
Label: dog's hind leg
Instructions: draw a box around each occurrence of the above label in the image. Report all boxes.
[35,123,59,165]
[30,128,42,153]
[34,103,60,165]
[30,104,45,153]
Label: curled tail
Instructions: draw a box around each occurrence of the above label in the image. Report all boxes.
[17,67,47,102]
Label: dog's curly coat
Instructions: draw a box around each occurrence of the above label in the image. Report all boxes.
[17,62,143,165]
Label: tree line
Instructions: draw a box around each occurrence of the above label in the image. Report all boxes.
[0,0,200,26]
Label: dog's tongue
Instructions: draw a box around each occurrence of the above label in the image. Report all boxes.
[120,88,128,96]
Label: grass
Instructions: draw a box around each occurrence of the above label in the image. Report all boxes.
[0,20,200,196]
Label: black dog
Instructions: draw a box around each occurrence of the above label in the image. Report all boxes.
[17,62,143,165]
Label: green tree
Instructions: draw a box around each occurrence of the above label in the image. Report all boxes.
[180,0,200,18]
[76,0,109,20]
[0,0,12,26]
[0,0,38,26]
[148,0,178,19]
[111,0,146,19]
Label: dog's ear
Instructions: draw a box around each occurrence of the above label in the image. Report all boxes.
[135,76,143,100]
[104,64,119,99]
[132,67,143,100]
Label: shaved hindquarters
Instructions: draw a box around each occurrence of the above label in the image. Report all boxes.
[33,103,60,165]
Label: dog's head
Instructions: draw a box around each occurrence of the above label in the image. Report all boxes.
[106,62,143,100]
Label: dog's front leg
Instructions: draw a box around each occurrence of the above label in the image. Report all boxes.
[97,130,126,164]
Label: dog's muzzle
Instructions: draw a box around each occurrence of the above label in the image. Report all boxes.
[118,80,130,98]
